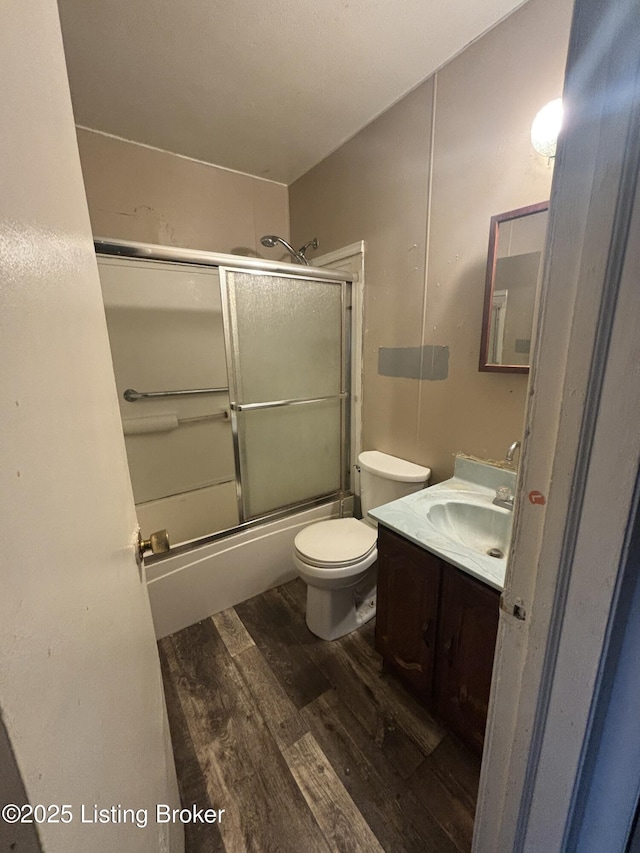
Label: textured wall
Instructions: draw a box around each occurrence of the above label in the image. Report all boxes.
[290,0,573,481]
[77,128,290,258]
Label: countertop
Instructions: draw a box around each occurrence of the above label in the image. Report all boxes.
[369,457,517,591]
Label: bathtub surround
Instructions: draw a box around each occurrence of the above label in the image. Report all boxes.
[290,0,573,482]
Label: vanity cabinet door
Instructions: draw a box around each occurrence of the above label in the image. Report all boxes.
[435,565,500,754]
[375,526,441,700]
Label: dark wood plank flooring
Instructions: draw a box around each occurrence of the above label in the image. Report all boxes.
[158,579,480,853]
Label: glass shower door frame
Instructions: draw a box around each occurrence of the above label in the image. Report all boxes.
[219,266,351,525]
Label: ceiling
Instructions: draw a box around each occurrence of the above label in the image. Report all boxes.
[58,0,525,186]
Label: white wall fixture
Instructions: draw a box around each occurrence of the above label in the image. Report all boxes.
[531,98,563,158]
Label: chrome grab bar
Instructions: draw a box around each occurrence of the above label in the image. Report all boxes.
[123,387,229,402]
[231,393,347,412]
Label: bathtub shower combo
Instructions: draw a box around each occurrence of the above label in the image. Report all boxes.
[96,238,359,637]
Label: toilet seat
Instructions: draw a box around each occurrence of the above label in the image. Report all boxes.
[294,518,377,568]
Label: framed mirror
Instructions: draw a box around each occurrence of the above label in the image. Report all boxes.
[479,201,549,373]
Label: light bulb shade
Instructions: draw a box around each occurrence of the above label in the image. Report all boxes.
[531,98,563,158]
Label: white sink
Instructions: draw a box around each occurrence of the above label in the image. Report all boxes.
[369,455,518,590]
[426,500,512,559]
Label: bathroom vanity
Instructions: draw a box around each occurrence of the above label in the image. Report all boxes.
[376,526,499,754]
[370,455,516,754]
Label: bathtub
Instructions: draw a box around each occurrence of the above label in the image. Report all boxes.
[145,499,348,638]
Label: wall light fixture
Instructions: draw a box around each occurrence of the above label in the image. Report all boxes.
[531,98,563,158]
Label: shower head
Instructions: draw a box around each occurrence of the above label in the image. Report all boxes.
[259,234,318,265]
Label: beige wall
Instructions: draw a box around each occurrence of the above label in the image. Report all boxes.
[290,0,573,481]
[2,2,182,849]
[77,128,290,257]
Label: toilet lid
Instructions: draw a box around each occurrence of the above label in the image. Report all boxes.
[294,518,377,567]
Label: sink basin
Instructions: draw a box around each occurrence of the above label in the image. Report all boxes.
[369,456,518,589]
[426,500,512,559]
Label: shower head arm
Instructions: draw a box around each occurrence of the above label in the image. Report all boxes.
[297,238,319,260]
[260,235,309,265]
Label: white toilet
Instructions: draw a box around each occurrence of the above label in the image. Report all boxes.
[293,451,431,640]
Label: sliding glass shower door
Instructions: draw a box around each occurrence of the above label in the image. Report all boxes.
[220,268,350,521]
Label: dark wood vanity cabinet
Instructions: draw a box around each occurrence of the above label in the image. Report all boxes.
[376,524,500,754]
[375,526,441,700]
[435,564,500,753]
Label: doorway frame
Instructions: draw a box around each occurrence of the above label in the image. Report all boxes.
[474,0,640,848]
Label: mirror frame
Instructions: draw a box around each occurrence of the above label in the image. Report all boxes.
[479,200,549,374]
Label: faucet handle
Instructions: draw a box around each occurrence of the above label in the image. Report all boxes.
[493,486,515,510]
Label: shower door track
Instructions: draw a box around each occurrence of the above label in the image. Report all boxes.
[94,237,349,283]
[143,491,349,565]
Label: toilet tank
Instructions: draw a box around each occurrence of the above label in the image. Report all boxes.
[358,451,431,522]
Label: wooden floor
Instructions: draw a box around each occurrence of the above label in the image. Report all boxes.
[158,579,481,853]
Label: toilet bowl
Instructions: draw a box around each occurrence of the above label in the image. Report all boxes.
[293,451,431,640]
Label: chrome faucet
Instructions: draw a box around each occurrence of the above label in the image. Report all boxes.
[493,486,514,511]
[505,441,521,466]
